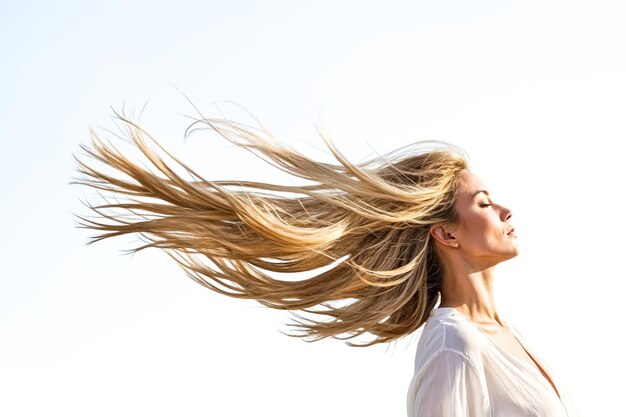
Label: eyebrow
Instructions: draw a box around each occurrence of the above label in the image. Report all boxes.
[472,190,490,199]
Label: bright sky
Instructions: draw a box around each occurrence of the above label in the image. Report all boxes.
[1,1,624,416]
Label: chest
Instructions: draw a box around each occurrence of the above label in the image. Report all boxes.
[481,327,562,401]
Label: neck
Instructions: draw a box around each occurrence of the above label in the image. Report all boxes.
[438,266,503,326]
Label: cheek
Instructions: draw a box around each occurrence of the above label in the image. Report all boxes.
[459,214,499,245]
[459,212,489,235]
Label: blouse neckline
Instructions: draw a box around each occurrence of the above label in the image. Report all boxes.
[434,307,532,367]
[433,307,565,403]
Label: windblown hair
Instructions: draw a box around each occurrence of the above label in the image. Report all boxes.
[73,113,469,346]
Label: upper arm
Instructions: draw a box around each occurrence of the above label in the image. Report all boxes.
[408,349,489,417]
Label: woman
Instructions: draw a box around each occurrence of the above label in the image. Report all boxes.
[406,168,580,416]
[73,113,580,416]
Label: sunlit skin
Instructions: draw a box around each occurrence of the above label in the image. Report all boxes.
[430,169,518,323]
[430,169,561,399]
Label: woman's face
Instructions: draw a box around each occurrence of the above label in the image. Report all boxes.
[447,169,519,267]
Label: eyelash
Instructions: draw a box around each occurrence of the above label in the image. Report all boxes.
[480,203,492,208]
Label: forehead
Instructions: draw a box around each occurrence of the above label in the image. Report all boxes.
[459,169,487,189]
[457,170,489,197]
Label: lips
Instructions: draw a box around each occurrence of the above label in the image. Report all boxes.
[507,228,515,235]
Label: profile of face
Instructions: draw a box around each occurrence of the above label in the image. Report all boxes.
[433,169,519,269]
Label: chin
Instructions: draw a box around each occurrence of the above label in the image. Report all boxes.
[496,247,520,264]
[505,247,520,260]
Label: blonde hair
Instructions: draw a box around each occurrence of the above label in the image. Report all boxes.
[73,113,469,346]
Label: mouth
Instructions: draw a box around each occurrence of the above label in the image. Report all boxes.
[507,227,515,236]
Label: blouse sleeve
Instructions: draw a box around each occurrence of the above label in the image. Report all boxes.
[408,349,489,417]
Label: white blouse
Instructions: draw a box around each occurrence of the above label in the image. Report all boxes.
[406,307,580,417]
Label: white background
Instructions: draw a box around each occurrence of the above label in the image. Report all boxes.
[1,1,624,416]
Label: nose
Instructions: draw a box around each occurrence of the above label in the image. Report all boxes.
[500,205,513,222]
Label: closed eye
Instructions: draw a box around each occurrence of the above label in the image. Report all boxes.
[479,203,492,208]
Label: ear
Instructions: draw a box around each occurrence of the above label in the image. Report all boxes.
[430,225,459,248]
